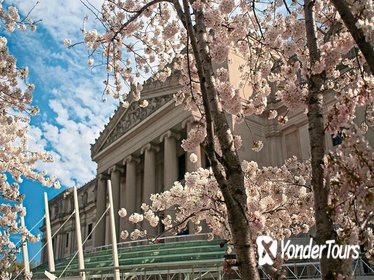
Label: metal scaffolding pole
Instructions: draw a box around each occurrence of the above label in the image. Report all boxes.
[20,204,30,279]
[107,179,120,280]
[43,192,55,273]
[73,186,86,280]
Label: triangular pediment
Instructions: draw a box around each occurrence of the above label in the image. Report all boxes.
[91,69,182,158]
[92,94,174,156]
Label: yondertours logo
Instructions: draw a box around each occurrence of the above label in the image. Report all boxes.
[256,235,360,266]
[257,236,278,266]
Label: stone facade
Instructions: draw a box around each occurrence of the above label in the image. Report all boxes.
[41,180,96,262]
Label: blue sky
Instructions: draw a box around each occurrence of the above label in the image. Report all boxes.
[4,0,117,264]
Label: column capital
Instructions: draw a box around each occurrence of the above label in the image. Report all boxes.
[181,118,192,129]
[140,143,160,154]
[123,155,140,165]
[159,130,181,142]
[181,118,203,130]
[108,165,124,175]
[98,173,109,181]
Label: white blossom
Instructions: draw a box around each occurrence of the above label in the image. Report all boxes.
[252,141,263,152]
[118,208,127,217]
[139,100,149,108]
[87,58,94,66]
[120,230,129,240]
[189,153,198,163]
[63,38,72,47]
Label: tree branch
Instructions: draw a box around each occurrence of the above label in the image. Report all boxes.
[329,0,374,75]
[111,0,173,42]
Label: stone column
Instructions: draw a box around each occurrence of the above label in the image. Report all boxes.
[122,156,139,232]
[108,165,123,241]
[59,232,64,258]
[183,121,203,233]
[141,143,159,235]
[56,233,60,259]
[160,131,179,237]
[94,174,107,248]
[142,144,159,204]
[269,135,283,166]
[185,121,202,172]
[160,131,179,190]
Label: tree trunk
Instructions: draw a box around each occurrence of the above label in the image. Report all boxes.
[304,0,349,279]
[329,0,374,75]
[193,13,261,280]
[263,264,287,280]
[178,1,261,279]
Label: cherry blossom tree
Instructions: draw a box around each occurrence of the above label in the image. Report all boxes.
[326,124,374,266]
[0,3,58,279]
[79,0,373,279]
[302,1,372,278]
[229,1,373,278]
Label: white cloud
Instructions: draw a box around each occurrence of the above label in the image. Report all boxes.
[28,126,48,154]
[29,83,115,186]
[8,0,118,187]
[11,0,105,41]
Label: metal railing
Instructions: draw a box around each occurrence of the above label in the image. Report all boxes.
[86,233,213,254]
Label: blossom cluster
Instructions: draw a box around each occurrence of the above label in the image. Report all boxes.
[79,0,184,105]
[181,124,206,152]
[0,5,37,33]
[119,157,313,242]
[0,4,56,277]
[325,124,374,263]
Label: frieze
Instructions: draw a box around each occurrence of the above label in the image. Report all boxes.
[102,95,173,149]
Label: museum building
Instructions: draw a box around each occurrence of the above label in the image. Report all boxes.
[33,54,374,279]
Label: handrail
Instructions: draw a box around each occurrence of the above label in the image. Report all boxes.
[35,259,224,274]
[85,233,213,254]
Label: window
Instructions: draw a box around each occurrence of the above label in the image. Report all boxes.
[332,132,343,146]
[178,154,186,180]
[177,227,189,235]
[87,223,93,240]
[65,232,69,248]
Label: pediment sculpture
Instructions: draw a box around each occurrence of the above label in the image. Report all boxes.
[102,94,173,149]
